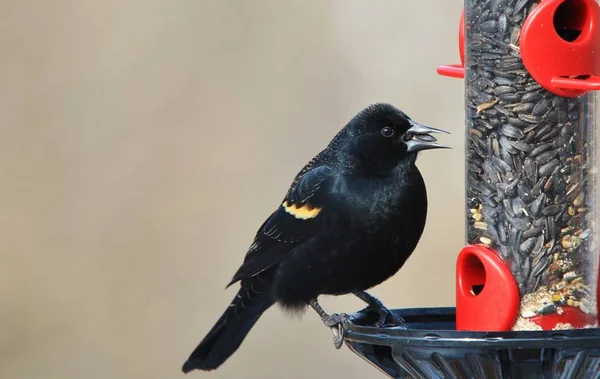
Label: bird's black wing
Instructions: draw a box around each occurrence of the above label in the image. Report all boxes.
[226,164,335,287]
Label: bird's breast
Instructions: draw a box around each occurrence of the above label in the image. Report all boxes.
[325,168,427,228]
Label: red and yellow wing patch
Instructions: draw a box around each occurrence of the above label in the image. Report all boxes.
[282,201,321,220]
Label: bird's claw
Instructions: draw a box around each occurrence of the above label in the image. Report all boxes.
[353,291,406,328]
[330,323,344,349]
[321,313,350,349]
[372,306,406,328]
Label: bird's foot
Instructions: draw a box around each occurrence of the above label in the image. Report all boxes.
[372,305,406,328]
[309,300,352,349]
[321,312,350,328]
[353,291,406,328]
[322,313,350,349]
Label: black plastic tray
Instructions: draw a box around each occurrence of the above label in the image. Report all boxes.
[342,307,600,379]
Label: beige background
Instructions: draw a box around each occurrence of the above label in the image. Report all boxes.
[0,1,465,378]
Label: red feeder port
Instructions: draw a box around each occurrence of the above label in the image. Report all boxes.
[521,0,600,97]
[456,244,520,331]
[437,0,600,96]
[456,244,597,331]
[436,9,465,79]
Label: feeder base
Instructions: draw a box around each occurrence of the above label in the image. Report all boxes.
[342,307,600,379]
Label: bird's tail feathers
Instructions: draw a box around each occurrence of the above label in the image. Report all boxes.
[182,282,274,373]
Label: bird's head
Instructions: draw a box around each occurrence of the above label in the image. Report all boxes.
[335,103,450,174]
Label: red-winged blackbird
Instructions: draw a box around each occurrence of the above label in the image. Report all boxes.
[182,103,449,373]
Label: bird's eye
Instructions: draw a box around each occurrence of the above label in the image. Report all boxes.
[381,126,395,138]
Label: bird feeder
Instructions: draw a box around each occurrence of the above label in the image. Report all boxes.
[338,0,600,377]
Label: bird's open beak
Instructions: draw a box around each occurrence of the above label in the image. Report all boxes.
[404,120,450,153]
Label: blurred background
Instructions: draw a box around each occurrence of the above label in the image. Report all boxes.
[0,1,465,378]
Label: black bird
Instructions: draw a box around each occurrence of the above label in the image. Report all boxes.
[182,103,449,373]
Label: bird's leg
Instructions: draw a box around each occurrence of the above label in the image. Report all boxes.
[353,291,405,328]
[309,299,349,349]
